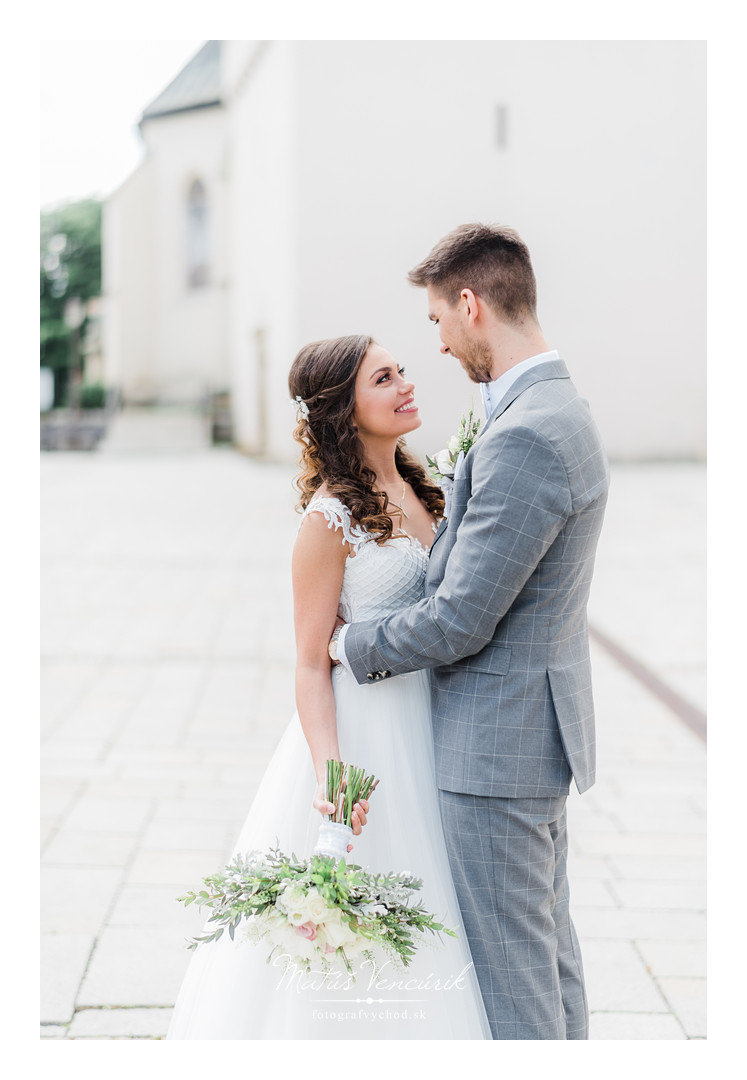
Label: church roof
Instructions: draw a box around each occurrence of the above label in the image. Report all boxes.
[140,40,222,123]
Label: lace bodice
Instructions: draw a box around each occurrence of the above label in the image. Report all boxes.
[300,496,430,622]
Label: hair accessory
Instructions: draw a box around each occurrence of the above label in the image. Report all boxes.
[293,395,310,421]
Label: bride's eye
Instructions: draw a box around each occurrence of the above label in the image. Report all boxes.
[376,366,405,384]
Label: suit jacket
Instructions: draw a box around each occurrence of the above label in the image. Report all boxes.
[343,359,609,798]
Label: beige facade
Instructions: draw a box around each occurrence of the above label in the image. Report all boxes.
[103,45,230,405]
[104,40,706,461]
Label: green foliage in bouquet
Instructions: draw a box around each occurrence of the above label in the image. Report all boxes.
[177,847,456,976]
[177,760,455,977]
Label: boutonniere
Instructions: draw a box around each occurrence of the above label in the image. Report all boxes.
[427,409,481,519]
[426,408,481,483]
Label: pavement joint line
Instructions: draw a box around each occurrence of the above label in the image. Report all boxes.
[601,879,623,908]
[41,449,705,1039]
[589,624,706,743]
[641,972,697,1040]
[74,1004,174,1010]
[64,795,159,1025]
[629,940,695,1040]
[40,776,88,859]
[42,663,106,744]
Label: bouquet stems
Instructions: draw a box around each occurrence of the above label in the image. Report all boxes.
[325,759,378,826]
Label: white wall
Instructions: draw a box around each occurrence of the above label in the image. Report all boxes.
[102,161,157,397]
[104,104,231,404]
[106,40,705,462]
[140,106,231,403]
[224,41,299,458]
[286,40,705,463]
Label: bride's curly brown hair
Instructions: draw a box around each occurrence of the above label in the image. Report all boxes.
[288,334,445,544]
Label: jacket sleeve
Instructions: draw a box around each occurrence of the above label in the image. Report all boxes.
[343,423,572,684]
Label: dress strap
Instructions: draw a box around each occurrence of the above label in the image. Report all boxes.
[300,496,369,553]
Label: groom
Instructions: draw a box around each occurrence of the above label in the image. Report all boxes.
[330,224,608,1040]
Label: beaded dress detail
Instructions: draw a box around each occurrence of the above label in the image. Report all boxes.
[301,495,430,622]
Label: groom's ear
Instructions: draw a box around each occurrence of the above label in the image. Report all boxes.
[460,288,481,327]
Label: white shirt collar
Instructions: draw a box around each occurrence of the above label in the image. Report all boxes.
[479,349,560,420]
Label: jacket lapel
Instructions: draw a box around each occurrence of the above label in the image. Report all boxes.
[429,517,449,553]
[474,358,571,444]
[430,360,570,555]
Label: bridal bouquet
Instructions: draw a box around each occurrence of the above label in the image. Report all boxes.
[177,760,456,976]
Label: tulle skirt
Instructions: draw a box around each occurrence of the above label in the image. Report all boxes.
[167,667,491,1040]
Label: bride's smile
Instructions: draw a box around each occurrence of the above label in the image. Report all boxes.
[352,344,421,441]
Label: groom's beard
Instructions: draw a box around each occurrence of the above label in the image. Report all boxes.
[453,335,494,383]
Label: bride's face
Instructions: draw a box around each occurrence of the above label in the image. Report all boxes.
[352,344,421,441]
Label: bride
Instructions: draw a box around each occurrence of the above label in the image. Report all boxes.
[167,334,491,1040]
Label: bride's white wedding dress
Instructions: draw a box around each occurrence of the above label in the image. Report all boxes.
[167,496,491,1040]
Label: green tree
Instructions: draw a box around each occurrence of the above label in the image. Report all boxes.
[40,199,102,406]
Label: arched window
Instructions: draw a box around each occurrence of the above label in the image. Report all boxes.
[187,179,209,288]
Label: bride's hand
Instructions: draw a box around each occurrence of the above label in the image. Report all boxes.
[346,799,370,851]
[312,784,370,852]
[313,781,336,818]
[350,798,369,835]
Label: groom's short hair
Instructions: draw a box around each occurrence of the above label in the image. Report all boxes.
[408,223,538,323]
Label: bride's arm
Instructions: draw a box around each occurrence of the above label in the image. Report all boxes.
[292,512,368,834]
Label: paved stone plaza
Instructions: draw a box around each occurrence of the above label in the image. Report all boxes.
[40,408,706,1041]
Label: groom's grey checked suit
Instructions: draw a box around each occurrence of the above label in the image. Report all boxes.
[342,358,609,1039]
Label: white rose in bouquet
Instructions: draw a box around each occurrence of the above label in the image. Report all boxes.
[320,906,360,952]
[304,887,331,923]
[276,883,312,926]
[267,915,318,963]
[340,932,369,958]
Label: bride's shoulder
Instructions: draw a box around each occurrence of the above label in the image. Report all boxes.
[298,487,368,552]
[302,484,347,518]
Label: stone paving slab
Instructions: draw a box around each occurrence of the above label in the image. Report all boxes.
[589,1012,687,1040]
[40,933,96,1024]
[657,977,707,1038]
[40,418,706,1042]
[108,883,210,932]
[582,939,671,1013]
[41,866,124,936]
[77,926,194,1007]
[67,1006,174,1039]
[636,939,707,979]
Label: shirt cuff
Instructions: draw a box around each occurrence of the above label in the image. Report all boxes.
[336,624,353,673]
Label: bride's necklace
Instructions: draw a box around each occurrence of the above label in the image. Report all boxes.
[388,474,409,520]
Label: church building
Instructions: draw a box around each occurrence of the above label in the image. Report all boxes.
[103,40,705,462]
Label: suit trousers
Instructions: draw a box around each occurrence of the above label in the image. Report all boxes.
[438,790,588,1040]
